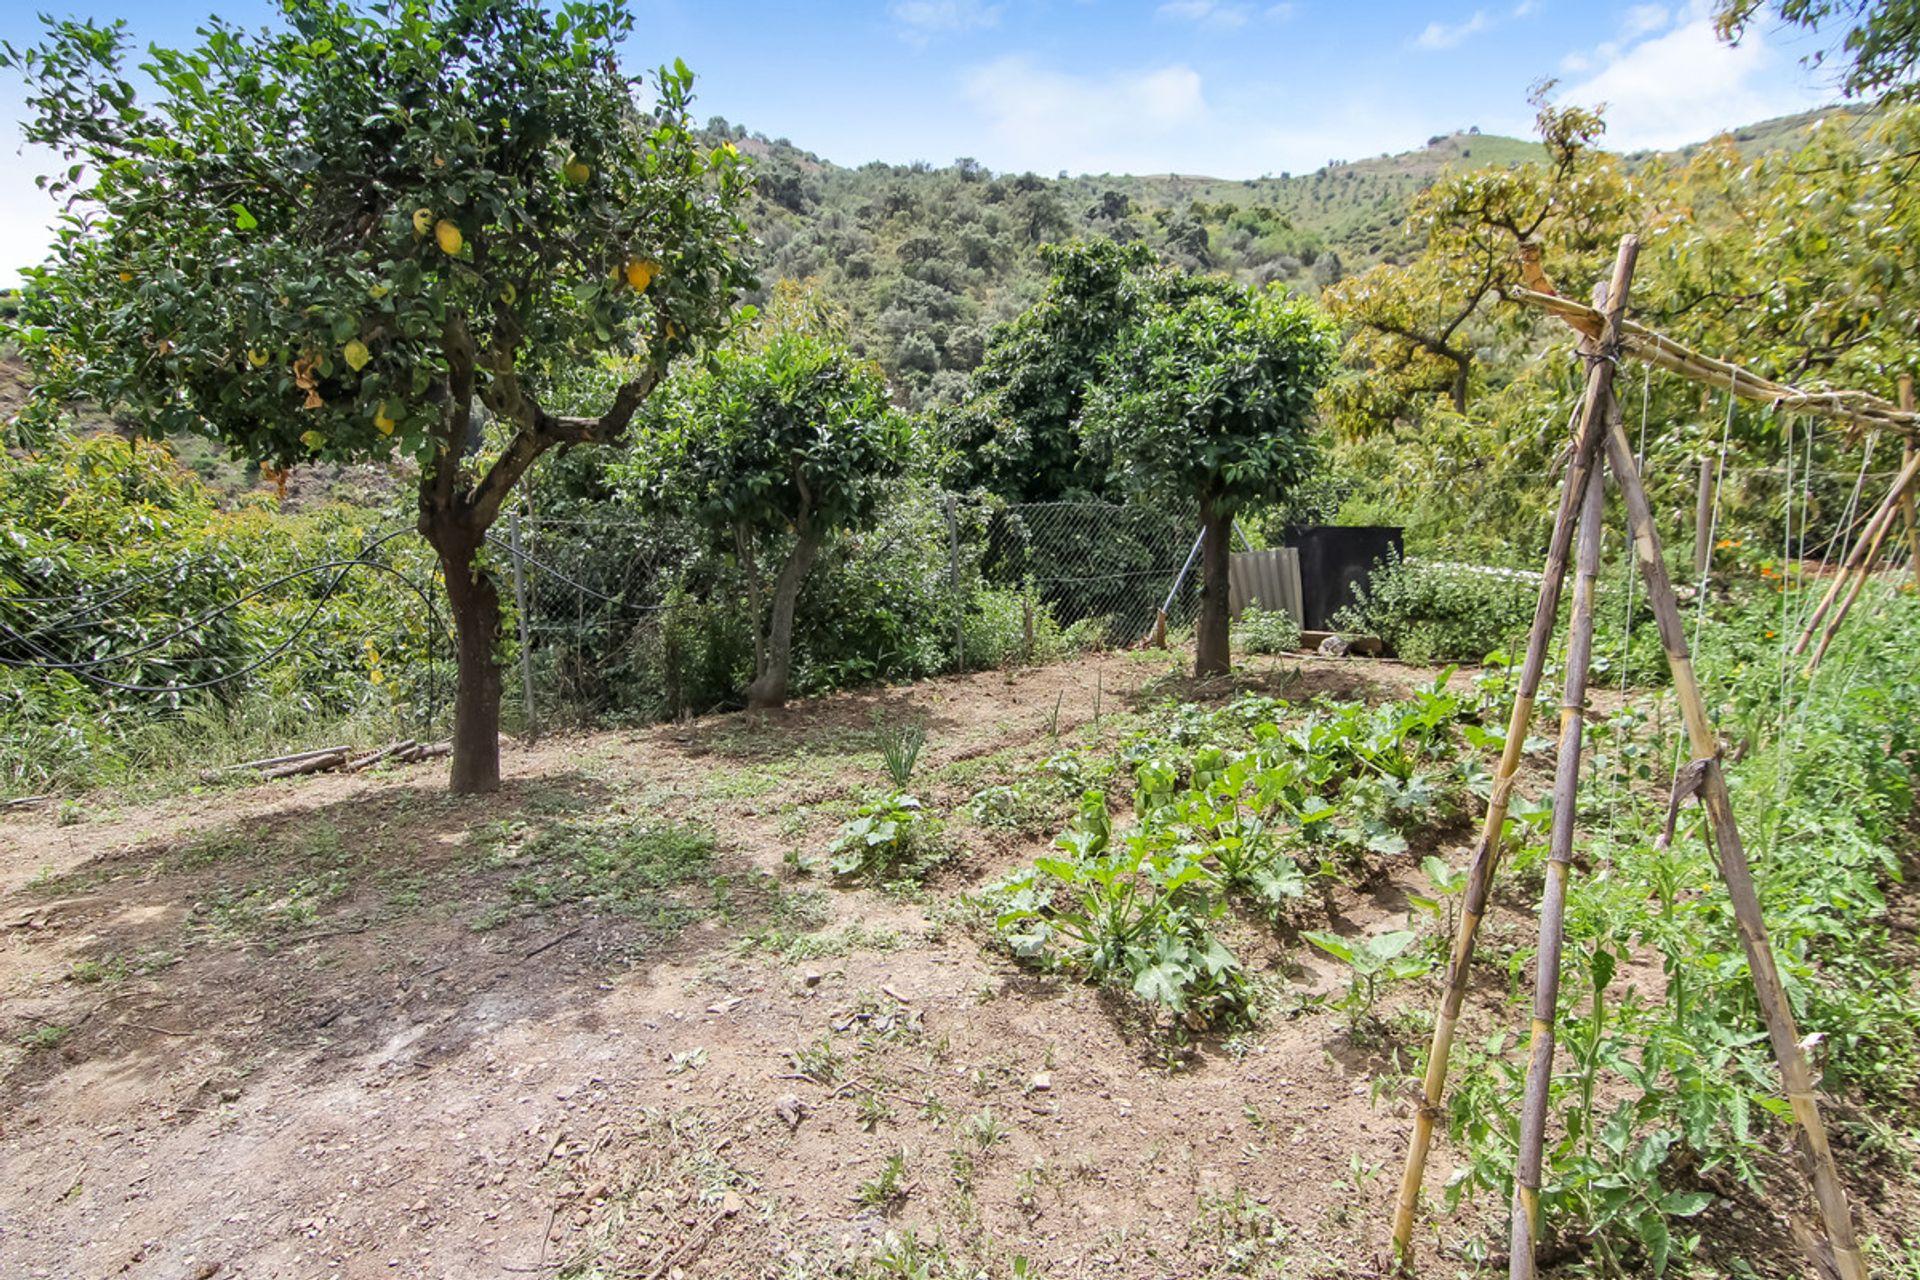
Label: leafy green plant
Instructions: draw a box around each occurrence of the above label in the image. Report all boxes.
[829,793,943,882]
[1301,929,1427,1029]
[1235,605,1303,656]
[1332,551,1536,663]
[991,792,1251,1030]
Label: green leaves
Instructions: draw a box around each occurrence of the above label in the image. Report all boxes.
[5,0,756,471]
[1083,277,1336,517]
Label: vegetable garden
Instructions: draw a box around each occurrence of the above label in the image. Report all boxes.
[4,1,1920,1277]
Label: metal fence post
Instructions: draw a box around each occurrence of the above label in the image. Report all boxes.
[509,510,538,741]
[946,493,963,673]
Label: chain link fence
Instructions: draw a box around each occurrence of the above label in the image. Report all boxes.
[500,492,1205,728]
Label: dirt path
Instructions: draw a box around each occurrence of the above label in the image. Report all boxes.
[0,653,1587,1279]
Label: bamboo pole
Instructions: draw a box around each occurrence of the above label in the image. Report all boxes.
[1901,376,1920,591]
[1507,287,1920,438]
[1807,475,1910,674]
[1792,449,1920,657]
[1601,413,1869,1280]
[1509,470,1605,1278]
[1389,235,1641,1266]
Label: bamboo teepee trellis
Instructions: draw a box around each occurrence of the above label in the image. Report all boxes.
[1389,236,1870,1280]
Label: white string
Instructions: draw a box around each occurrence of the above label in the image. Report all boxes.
[1690,376,1738,658]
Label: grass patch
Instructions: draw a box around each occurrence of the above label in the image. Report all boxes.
[17,1023,71,1052]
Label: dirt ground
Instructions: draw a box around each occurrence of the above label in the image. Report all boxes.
[0,650,1905,1279]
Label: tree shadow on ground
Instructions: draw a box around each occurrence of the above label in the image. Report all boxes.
[660,684,968,766]
[0,769,798,1113]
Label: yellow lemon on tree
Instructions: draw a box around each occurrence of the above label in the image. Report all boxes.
[435,220,464,256]
[247,348,270,368]
[374,402,398,436]
[411,207,433,238]
[300,428,326,449]
[564,155,591,185]
[117,270,134,283]
[343,339,372,372]
[624,258,657,291]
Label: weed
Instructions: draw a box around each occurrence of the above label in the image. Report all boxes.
[964,1106,1007,1150]
[667,1047,708,1075]
[789,1036,842,1084]
[878,722,927,787]
[67,955,129,985]
[856,1148,910,1210]
[18,1023,70,1051]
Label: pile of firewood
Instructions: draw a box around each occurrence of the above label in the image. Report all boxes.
[208,739,451,782]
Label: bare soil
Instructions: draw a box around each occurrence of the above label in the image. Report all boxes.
[0,651,1908,1279]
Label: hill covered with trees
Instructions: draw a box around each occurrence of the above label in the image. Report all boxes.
[707,105,1859,407]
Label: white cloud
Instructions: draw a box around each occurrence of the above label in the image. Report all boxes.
[1556,1,1829,150]
[1622,4,1671,37]
[1511,0,1538,16]
[1267,3,1300,19]
[890,0,1003,43]
[959,56,1209,173]
[1156,0,1252,27]
[1415,10,1489,51]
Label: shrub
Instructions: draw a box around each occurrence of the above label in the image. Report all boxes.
[1235,606,1302,655]
[1332,550,1536,663]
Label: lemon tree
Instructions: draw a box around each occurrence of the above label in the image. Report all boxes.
[2,0,756,792]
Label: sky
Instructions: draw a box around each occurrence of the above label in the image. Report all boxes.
[0,1,1842,283]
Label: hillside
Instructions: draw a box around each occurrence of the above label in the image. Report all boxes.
[714,105,1862,408]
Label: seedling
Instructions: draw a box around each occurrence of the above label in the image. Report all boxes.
[1302,929,1428,1029]
[856,1147,910,1209]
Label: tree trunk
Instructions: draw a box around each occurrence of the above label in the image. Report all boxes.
[428,521,503,794]
[1195,500,1233,678]
[747,527,822,710]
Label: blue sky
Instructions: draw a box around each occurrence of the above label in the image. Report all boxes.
[0,1,1837,281]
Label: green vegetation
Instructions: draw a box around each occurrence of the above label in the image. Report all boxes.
[627,292,912,707]
[2,0,755,791]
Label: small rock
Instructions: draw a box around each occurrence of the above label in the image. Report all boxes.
[722,1190,743,1216]
[803,971,824,988]
[774,1095,808,1131]
[1318,633,1351,657]
[1029,1072,1052,1093]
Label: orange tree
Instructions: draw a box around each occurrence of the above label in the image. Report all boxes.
[1085,279,1335,678]
[625,312,911,710]
[1,0,755,792]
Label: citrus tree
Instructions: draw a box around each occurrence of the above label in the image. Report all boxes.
[1086,280,1336,677]
[1,0,756,792]
[627,309,912,709]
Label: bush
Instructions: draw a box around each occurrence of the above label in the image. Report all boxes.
[1332,551,1536,663]
[1235,606,1302,655]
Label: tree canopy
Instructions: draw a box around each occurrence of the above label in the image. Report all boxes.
[1,0,757,790]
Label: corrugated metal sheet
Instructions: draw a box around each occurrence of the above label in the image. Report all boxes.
[1228,548,1303,623]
